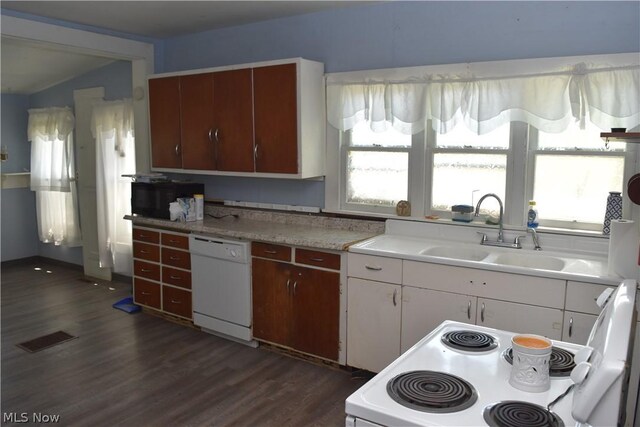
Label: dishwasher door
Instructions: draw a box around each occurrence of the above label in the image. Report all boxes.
[190,235,253,343]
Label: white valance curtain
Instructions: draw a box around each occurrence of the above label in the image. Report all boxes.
[327,56,640,135]
[91,99,135,275]
[27,107,82,246]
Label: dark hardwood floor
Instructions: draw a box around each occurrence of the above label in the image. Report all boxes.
[1,258,366,426]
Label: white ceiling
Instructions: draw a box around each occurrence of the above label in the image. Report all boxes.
[1,1,374,38]
[1,1,376,95]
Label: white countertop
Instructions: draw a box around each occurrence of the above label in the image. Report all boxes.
[348,233,620,285]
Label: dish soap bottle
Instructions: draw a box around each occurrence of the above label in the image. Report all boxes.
[527,200,539,228]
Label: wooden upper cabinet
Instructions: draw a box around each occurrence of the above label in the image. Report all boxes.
[253,63,298,174]
[149,76,182,168]
[213,69,255,172]
[180,73,216,170]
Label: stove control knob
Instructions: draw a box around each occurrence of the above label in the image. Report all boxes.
[230,249,238,258]
[574,347,593,364]
[570,361,591,385]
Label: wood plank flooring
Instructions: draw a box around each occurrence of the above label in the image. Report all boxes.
[1,258,367,426]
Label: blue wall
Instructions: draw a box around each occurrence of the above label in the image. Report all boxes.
[159,1,640,206]
[1,94,39,262]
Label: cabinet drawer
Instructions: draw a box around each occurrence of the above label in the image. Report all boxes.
[161,232,189,250]
[295,248,340,270]
[252,242,291,261]
[161,247,191,270]
[134,260,160,281]
[348,253,402,284]
[163,266,191,289]
[566,281,611,315]
[133,241,160,262]
[163,286,192,319]
[403,261,565,309]
[134,278,161,309]
[133,228,160,244]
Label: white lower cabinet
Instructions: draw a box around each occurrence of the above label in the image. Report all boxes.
[561,310,598,344]
[477,297,564,339]
[347,277,402,373]
[401,287,477,352]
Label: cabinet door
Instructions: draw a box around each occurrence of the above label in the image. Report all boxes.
[149,76,182,168]
[347,278,401,373]
[291,266,340,360]
[477,298,563,339]
[401,287,477,353]
[562,311,597,344]
[180,73,216,170]
[252,258,292,346]
[253,63,298,174]
[213,69,254,172]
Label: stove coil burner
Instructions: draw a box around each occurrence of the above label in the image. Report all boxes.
[483,401,564,427]
[441,330,498,352]
[386,370,477,413]
[504,347,575,377]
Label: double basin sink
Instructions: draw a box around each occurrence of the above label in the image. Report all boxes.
[350,234,610,279]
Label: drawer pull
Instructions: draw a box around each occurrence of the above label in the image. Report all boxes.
[169,256,181,260]
[310,257,325,262]
[168,239,180,244]
[467,301,471,319]
[170,299,182,304]
[263,249,278,254]
[480,302,485,323]
[138,233,148,238]
[169,275,182,280]
[139,250,149,254]
[392,289,397,306]
[569,317,573,337]
[365,265,382,271]
[141,291,152,296]
[140,268,153,273]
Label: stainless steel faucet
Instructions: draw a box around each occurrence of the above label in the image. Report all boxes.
[528,227,542,250]
[474,193,504,243]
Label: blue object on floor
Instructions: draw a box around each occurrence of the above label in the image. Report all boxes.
[113,297,141,314]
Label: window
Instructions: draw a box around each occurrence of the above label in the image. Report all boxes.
[527,120,630,230]
[341,121,412,213]
[430,124,511,217]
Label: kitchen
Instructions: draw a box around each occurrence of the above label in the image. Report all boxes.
[2,1,640,426]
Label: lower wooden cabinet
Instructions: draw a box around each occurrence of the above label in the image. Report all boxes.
[252,244,340,361]
[133,226,192,320]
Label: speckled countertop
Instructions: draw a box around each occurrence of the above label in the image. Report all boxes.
[126,206,384,251]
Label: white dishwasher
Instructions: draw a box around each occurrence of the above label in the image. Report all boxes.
[190,234,256,347]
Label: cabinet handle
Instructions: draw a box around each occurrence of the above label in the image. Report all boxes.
[254,144,259,161]
[480,302,485,323]
[138,233,148,238]
[286,279,291,292]
[365,265,382,271]
[263,249,278,254]
[214,128,219,142]
[392,289,397,306]
[141,291,151,296]
[139,250,149,254]
[170,299,182,304]
[467,301,471,320]
[168,239,180,243]
[569,317,573,337]
[293,281,298,296]
[175,144,180,156]
[169,256,180,260]
[140,268,152,273]
[169,275,182,280]
[310,257,324,262]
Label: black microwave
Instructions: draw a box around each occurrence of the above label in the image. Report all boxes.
[131,182,204,219]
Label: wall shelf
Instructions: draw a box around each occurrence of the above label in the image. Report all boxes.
[600,132,640,143]
[1,172,30,189]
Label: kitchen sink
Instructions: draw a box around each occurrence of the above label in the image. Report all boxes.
[490,252,566,271]
[420,246,490,262]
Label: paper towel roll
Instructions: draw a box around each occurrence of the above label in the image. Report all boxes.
[607,219,640,279]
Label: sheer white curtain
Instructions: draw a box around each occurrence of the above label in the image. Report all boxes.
[27,107,82,246]
[91,99,135,275]
[327,54,640,135]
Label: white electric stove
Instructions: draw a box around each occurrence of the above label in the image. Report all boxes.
[346,279,638,427]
